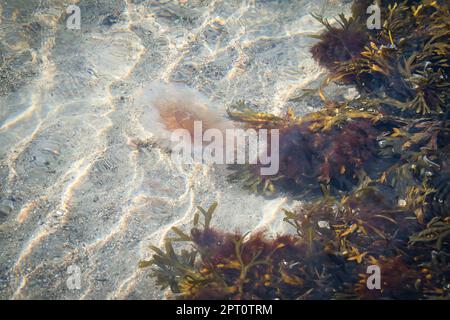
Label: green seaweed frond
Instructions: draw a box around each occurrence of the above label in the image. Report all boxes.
[310,12,359,34]
[194,201,217,229]
[409,217,450,250]
[139,202,219,294]
[139,241,198,293]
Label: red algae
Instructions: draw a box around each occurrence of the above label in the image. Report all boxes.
[310,15,367,81]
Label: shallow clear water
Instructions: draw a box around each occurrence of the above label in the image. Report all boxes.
[0,0,350,299]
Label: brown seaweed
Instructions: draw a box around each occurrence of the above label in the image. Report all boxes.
[227,104,392,197]
[141,191,449,299]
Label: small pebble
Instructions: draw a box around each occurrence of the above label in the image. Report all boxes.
[103,14,119,26]
[398,199,407,207]
[318,220,330,229]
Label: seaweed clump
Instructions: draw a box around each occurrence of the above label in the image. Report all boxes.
[313,0,450,115]
[139,202,319,300]
[141,196,449,299]
[140,202,356,300]
[228,0,449,202]
[227,103,390,197]
[310,13,368,82]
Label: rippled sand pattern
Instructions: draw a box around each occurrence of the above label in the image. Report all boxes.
[0,0,349,299]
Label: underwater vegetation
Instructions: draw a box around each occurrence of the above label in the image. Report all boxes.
[310,12,368,82]
[227,99,449,201]
[228,0,449,199]
[227,102,396,197]
[313,0,450,115]
[140,198,449,299]
[140,0,449,300]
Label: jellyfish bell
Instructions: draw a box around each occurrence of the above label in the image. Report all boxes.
[134,82,278,171]
[134,81,229,142]
[134,81,236,165]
